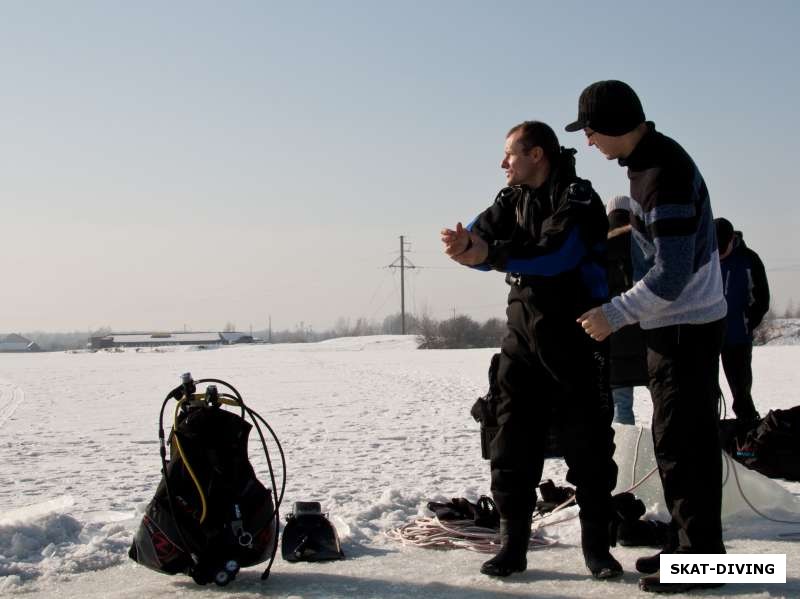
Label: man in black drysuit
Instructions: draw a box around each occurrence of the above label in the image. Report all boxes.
[441,120,621,580]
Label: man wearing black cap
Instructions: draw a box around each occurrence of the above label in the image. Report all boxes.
[715,217,770,426]
[442,120,621,581]
[565,81,728,593]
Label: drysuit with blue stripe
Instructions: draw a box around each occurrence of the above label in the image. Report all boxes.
[466,150,618,526]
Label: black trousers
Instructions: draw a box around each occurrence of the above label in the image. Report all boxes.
[645,319,726,553]
[489,287,617,523]
[721,343,758,421]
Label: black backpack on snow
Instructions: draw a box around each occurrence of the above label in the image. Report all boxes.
[733,406,800,481]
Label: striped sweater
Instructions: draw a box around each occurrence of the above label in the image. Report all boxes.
[602,123,727,331]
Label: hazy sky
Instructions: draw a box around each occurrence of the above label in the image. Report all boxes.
[2,1,798,333]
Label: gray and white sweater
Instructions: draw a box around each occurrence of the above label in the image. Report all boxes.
[602,123,727,331]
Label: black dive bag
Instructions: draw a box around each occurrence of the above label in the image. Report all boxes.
[129,374,286,586]
[735,406,800,481]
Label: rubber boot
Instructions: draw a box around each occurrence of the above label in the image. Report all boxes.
[480,518,531,577]
[580,517,623,580]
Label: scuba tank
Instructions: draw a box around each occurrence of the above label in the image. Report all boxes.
[129,373,286,586]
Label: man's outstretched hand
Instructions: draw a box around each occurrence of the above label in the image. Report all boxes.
[441,222,488,266]
[577,306,612,341]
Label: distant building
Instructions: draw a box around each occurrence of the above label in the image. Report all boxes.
[88,332,254,350]
[220,332,254,345]
[0,334,41,352]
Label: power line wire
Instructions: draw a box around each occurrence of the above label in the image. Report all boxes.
[361,270,393,318]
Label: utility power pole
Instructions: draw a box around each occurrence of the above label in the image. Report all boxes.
[388,235,416,334]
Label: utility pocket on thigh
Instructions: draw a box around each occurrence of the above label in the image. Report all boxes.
[471,353,501,460]
[480,424,499,460]
[471,395,499,460]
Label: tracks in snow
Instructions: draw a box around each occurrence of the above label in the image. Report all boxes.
[0,379,25,429]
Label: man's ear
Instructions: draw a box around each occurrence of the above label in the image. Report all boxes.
[529,146,544,163]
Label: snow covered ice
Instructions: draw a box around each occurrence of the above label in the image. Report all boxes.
[1,336,799,597]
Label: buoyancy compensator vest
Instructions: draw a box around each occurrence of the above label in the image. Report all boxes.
[129,373,286,586]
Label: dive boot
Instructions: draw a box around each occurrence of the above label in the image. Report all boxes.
[480,518,531,577]
[580,517,623,580]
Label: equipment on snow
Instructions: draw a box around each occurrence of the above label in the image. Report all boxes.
[610,491,670,548]
[281,501,345,562]
[386,492,558,554]
[536,479,575,514]
[128,373,286,586]
[427,495,500,529]
[730,406,800,481]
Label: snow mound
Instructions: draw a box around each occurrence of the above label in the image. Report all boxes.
[0,497,132,592]
[314,335,420,352]
[352,487,428,538]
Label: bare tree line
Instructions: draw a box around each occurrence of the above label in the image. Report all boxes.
[12,300,800,351]
[254,312,507,349]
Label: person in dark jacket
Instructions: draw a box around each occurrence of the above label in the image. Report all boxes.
[441,120,621,581]
[605,195,649,424]
[714,217,770,424]
[566,81,727,593]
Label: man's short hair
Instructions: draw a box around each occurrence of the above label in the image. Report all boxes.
[714,218,735,252]
[507,121,560,164]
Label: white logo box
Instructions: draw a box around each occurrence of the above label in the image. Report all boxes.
[661,554,786,584]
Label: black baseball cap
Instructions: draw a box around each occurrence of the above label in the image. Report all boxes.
[565,80,646,136]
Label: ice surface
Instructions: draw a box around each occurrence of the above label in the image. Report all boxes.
[1,339,799,597]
